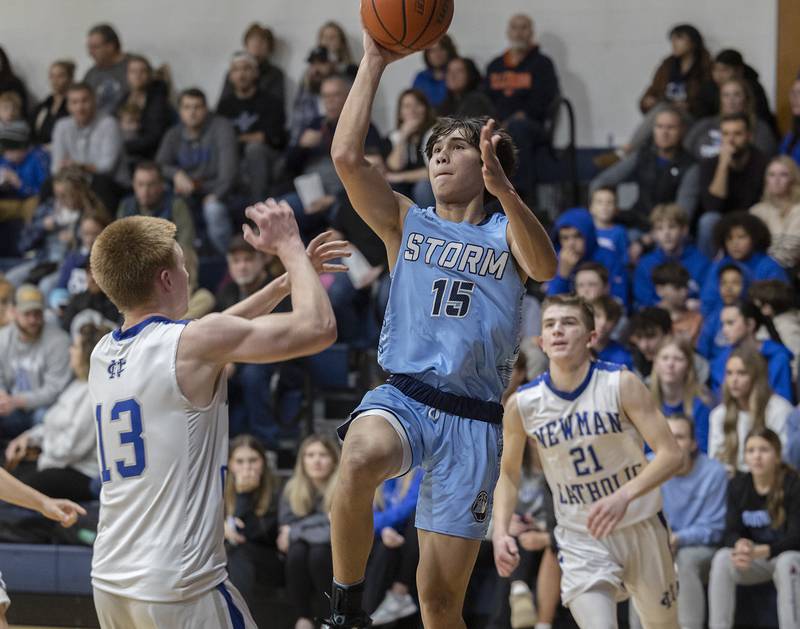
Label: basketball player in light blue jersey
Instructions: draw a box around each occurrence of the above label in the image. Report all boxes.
[324,31,558,629]
[495,295,683,629]
[87,203,345,629]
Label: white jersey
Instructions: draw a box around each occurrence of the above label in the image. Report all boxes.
[515,361,661,534]
[88,316,228,602]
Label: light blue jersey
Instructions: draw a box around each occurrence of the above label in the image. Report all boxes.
[378,205,525,403]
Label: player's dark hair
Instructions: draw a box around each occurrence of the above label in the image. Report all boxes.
[541,294,595,332]
[651,261,690,288]
[425,116,518,181]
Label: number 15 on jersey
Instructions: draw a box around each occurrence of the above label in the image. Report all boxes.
[95,399,147,482]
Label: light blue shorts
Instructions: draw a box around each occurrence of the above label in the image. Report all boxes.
[338,383,503,540]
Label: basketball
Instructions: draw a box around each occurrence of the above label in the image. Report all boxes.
[360,0,454,54]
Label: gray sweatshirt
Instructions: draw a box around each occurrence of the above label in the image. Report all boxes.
[51,114,128,185]
[26,379,98,478]
[0,322,71,410]
[155,115,239,199]
[84,57,129,114]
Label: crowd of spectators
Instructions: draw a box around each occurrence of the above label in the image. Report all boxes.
[0,12,799,629]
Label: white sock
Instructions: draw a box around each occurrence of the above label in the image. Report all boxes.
[510,580,531,596]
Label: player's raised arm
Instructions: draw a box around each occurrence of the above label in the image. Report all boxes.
[184,200,337,365]
[492,392,527,577]
[222,230,349,320]
[331,33,413,255]
[587,370,683,538]
[479,119,557,281]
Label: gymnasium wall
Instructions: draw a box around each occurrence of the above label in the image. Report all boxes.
[0,0,777,146]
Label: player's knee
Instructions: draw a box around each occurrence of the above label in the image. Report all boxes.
[339,437,395,483]
[418,586,460,620]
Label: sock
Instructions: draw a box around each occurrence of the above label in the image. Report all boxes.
[331,578,366,617]
[510,580,531,596]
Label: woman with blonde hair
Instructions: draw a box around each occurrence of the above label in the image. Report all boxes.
[708,428,800,628]
[224,434,283,613]
[649,335,713,452]
[317,21,357,77]
[708,345,793,473]
[750,155,800,269]
[278,434,340,629]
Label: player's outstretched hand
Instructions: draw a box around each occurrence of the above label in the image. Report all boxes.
[362,31,409,67]
[40,498,87,528]
[243,198,302,256]
[307,230,350,274]
[587,488,631,539]
[493,533,520,577]
[480,119,513,198]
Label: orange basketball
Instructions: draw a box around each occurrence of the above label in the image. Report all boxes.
[360,0,454,54]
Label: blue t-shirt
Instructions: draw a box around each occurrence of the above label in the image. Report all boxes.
[597,340,634,371]
[596,224,629,267]
[379,205,525,402]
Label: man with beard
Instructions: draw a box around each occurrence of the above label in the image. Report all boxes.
[485,14,559,200]
[0,284,71,438]
[697,112,769,257]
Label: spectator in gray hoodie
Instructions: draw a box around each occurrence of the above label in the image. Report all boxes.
[0,284,71,438]
[4,322,106,502]
[156,88,238,255]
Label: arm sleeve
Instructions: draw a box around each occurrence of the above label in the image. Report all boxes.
[639,60,670,113]
[769,475,800,556]
[206,121,239,198]
[44,390,97,464]
[50,122,66,175]
[527,57,559,121]
[675,164,700,222]
[722,476,745,548]
[676,467,728,546]
[589,154,638,193]
[92,118,123,174]
[699,160,725,214]
[155,128,180,180]
[125,92,170,157]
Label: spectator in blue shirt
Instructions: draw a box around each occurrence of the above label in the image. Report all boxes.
[696,262,748,361]
[411,36,458,109]
[591,295,634,370]
[700,211,788,317]
[633,203,708,308]
[650,336,713,452]
[365,469,423,626]
[661,415,727,629]
[710,301,794,403]
[547,207,629,307]
[589,186,628,266]
[0,121,50,200]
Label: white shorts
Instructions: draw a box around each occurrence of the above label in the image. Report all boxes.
[556,513,678,624]
[93,579,256,629]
